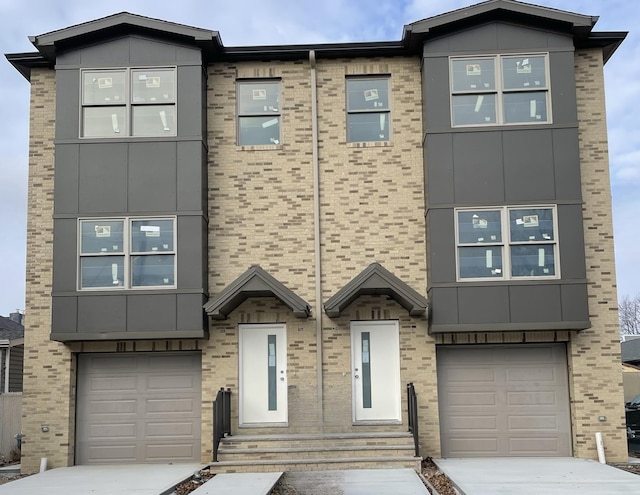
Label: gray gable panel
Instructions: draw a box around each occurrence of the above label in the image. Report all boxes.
[621,338,640,363]
[204,265,311,320]
[324,263,428,318]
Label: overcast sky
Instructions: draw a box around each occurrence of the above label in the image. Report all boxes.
[0,0,638,317]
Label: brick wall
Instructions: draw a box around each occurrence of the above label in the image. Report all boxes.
[205,55,438,454]
[570,48,627,461]
[21,68,75,472]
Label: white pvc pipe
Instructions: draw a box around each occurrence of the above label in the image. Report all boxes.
[39,457,48,473]
[595,432,606,464]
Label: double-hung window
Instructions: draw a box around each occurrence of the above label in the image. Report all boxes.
[79,217,176,289]
[82,68,176,137]
[450,54,549,126]
[456,206,558,280]
[237,80,281,146]
[346,77,390,142]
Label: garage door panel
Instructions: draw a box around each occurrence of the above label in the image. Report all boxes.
[90,423,137,439]
[77,352,201,464]
[449,437,499,454]
[146,443,196,461]
[438,344,571,457]
[450,415,497,430]
[145,398,196,414]
[89,399,138,414]
[147,374,196,391]
[508,415,558,430]
[146,421,195,437]
[507,391,557,406]
[448,391,497,406]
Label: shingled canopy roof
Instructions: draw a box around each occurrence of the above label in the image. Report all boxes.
[324,263,428,318]
[204,265,311,320]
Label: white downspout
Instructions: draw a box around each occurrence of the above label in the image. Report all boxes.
[3,346,10,393]
[310,50,324,425]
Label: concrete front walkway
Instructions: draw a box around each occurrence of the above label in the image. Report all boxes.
[0,463,202,494]
[277,469,429,494]
[434,457,639,495]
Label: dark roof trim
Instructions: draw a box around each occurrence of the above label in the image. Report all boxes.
[5,52,49,81]
[405,0,594,36]
[6,1,626,81]
[30,12,222,65]
[204,265,311,320]
[324,263,428,318]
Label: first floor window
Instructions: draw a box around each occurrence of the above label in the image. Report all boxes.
[79,217,176,289]
[450,54,549,127]
[346,77,390,142]
[456,206,558,280]
[237,79,281,145]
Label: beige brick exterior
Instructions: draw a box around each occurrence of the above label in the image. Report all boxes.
[206,56,439,456]
[570,48,627,461]
[19,37,625,472]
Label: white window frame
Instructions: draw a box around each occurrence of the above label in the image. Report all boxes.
[346,76,391,143]
[455,205,559,281]
[450,53,551,127]
[80,67,177,138]
[78,217,177,290]
[236,79,281,146]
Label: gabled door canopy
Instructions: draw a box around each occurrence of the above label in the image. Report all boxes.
[204,265,311,320]
[324,263,428,318]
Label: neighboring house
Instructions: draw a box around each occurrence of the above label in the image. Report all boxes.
[622,339,640,367]
[6,0,628,473]
[0,313,24,394]
[0,313,24,458]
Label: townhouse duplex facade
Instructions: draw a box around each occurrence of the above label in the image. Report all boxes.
[7,0,628,472]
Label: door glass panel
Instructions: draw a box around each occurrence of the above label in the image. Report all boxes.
[268,335,277,411]
[361,332,372,409]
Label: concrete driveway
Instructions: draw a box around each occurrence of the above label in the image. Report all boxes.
[0,463,202,494]
[434,457,639,495]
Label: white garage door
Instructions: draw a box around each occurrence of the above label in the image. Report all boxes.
[76,352,201,464]
[437,344,571,457]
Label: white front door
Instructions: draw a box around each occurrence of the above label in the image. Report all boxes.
[351,320,402,423]
[239,323,288,425]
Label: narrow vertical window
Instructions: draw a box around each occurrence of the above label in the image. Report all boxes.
[361,332,372,408]
[237,80,281,146]
[346,77,390,142]
[267,334,277,411]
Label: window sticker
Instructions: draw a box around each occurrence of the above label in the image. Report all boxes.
[95,225,111,238]
[472,215,488,229]
[516,59,531,74]
[98,77,112,89]
[146,76,161,88]
[466,64,481,76]
[364,89,379,101]
[252,89,267,100]
[523,215,539,227]
[141,225,161,237]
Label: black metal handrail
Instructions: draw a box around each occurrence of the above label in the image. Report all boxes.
[212,387,231,462]
[407,382,420,457]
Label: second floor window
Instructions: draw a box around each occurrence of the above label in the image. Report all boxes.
[81,68,176,137]
[346,77,390,142]
[237,80,281,146]
[79,217,176,289]
[456,206,558,281]
[450,54,549,127]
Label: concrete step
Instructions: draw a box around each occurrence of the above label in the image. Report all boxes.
[209,456,422,473]
[212,432,420,473]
